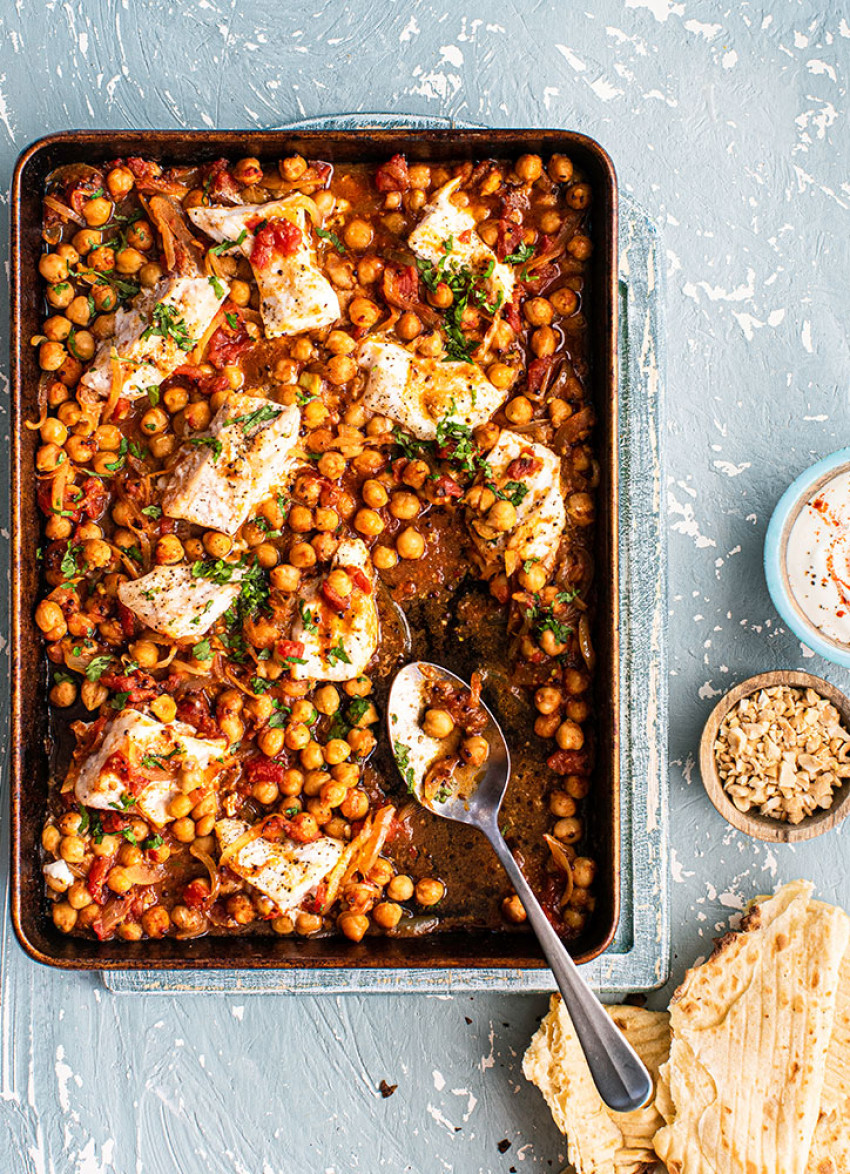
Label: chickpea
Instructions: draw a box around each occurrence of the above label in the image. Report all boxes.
[35,600,64,635]
[519,563,547,593]
[141,406,168,435]
[39,340,67,372]
[567,698,590,724]
[83,196,113,227]
[348,297,381,329]
[340,218,372,252]
[371,545,397,571]
[535,686,563,715]
[354,508,385,538]
[118,841,143,868]
[141,906,171,938]
[396,311,422,341]
[460,735,489,767]
[396,527,425,559]
[106,165,135,199]
[80,679,108,711]
[423,708,454,740]
[555,816,583,844]
[73,227,101,254]
[155,534,184,565]
[50,678,77,708]
[415,878,445,907]
[515,153,543,183]
[280,153,307,181]
[539,629,567,658]
[225,893,255,925]
[502,894,527,923]
[46,283,74,309]
[556,720,584,751]
[550,287,579,316]
[538,210,562,235]
[382,876,412,905]
[524,296,554,327]
[359,478,387,510]
[295,911,322,936]
[339,789,369,821]
[372,901,403,930]
[88,246,115,275]
[427,282,454,310]
[52,902,78,934]
[289,541,317,570]
[67,880,93,910]
[115,246,145,275]
[257,727,285,758]
[171,905,208,934]
[139,261,163,288]
[171,817,196,844]
[150,694,177,723]
[572,857,596,889]
[91,283,117,313]
[567,234,593,262]
[357,255,384,284]
[42,823,62,854]
[323,352,355,386]
[531,325,557,358]
[487,500,517,533]
[549,790,577,818]
[548,154,574,183]
[337,911,368,942]
[39,252,69,284]
[43,315,72,343]
[566,183,592,210]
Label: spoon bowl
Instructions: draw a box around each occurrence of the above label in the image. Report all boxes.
[388,661,653,1114]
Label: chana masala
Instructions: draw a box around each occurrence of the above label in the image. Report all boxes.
[33,149,599,946]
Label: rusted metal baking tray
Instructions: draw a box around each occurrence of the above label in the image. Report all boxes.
[10,128,619,971]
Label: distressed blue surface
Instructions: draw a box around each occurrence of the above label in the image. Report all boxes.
[1,3,850,1172]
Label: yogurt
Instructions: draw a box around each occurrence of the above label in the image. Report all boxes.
[786,468,850,645]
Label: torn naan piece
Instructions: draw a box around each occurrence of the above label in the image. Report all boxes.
[653,880,850,1174]
[523,993,670,1174]
[805,933,850,1174]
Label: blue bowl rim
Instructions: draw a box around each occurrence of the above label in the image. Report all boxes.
[764,446,850,668]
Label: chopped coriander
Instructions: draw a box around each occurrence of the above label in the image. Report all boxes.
[90,813,104,844]
[146,386,160,407]
[210,229,247,255]
[187,435,223,461]
[315,226,345,255]
[84,655,113,682]
[141,504,162,519]
[347,697,372,724]
[249,676,275,695]
[141,302,195,351]
[128,439,146,460]
[503,242,536,266]
[393,741,416,793]
[109,792,135,811]
[298,600,318,635]
[208,274,226,299]
[110,691,131,710]
[142,833,164,851]
[225,404,282,434]
[224,311,239,330]
[60,543,82,581]
[120,828,138,846]
[192,638,212,661]
[77,808,90,835]
[327,639,352,667]
[191,558,240,584]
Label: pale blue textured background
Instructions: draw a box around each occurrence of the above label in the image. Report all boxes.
[2,3,850,1171]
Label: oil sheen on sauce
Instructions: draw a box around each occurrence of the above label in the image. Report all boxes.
[787,469,850,645]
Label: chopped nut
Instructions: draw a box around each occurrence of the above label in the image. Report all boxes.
[713,685,850,824]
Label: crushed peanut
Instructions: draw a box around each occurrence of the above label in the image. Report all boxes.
[714,685,850,824]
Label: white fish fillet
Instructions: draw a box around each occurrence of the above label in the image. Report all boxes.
[407,176,515,305]
[291,537,379,682]
[118,564,244,641]
[357,338,506,440]
[188,200,340,337]
[162,393,301,536]
[80,273,228,399]
[74,710,226,825]
[467,430,565,575]
[215,818,343,915]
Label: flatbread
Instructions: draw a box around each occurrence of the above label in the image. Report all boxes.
[653,880,850,1174]
[523,994,670,1174]
[805,938,850,1174]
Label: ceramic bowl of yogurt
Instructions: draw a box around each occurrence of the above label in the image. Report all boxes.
[765,447,850,666]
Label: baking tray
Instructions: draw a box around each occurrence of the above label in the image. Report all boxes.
[108,141,669,996]
[11,124,621,973]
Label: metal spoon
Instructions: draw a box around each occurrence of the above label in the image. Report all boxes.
[387,661,653,1114]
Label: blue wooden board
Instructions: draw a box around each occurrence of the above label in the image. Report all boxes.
[2,4,850,1171]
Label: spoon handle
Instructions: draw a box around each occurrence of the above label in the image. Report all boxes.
[483,824,653,1113]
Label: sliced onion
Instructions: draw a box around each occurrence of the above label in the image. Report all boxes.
[282,193,321,224]
[189,843,221,905]
[121,863,166,886]
[578,615,595,672]
[43,194,85,225]
[543,834,575,908]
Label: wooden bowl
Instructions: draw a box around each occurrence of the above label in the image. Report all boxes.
[699,670,850,843]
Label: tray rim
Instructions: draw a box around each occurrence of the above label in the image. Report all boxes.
[10,122,622,973]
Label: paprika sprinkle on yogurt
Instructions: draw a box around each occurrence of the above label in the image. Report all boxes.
[787,468,850,646]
